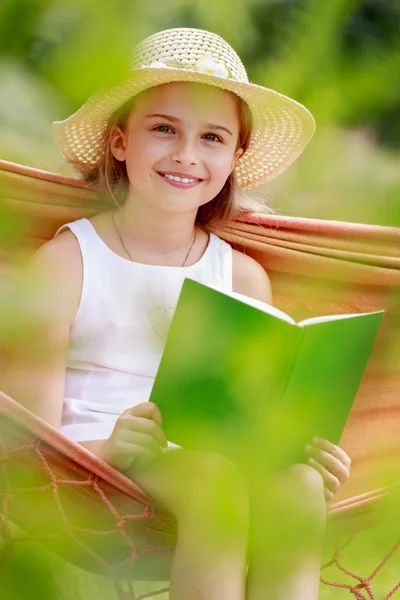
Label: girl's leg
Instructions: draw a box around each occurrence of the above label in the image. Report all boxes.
[130,449,249,600]
[246,463,327,600]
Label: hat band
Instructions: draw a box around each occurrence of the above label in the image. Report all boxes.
[138,53,234,81]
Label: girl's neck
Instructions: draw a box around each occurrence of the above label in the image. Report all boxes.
[112,197,200,259]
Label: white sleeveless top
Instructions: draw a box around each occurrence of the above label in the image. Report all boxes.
[54,218,233,442]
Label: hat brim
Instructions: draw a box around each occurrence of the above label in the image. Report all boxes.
[52,66,316,190]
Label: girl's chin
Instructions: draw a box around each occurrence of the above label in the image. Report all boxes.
[150,195,212,214]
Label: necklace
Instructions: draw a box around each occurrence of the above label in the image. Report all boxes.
[111,209,197,267]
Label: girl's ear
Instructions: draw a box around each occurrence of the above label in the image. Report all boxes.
[231,147,244,172]
[109,125,127,161]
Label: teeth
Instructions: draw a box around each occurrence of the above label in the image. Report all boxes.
[164,174,198,183]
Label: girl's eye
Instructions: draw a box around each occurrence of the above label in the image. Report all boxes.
[153,125,222,143]
[203,133,222,143]
[154,125,173,134]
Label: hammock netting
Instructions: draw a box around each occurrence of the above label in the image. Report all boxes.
[0,159,400,599]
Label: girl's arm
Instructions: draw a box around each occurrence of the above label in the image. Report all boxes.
[1,232,82,428]
[1,233,166,474]
[232,249,273,305]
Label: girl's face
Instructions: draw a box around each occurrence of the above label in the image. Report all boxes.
[110,82,244,214]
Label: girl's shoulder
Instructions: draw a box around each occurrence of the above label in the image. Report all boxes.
[29,226,83,327]
[37,225,82,275]
[231,248,273,305]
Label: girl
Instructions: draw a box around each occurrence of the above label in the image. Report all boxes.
[4,28,351,600]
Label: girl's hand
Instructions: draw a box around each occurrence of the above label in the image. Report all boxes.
[303,437,351,503]
[101,402,168,472]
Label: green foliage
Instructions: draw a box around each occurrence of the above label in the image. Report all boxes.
[0,0,399,223]
[0,2,399,598]
[0,541,58,600]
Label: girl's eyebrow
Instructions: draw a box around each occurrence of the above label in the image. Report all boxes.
[144,113,233,136]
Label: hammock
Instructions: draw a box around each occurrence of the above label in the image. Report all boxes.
[1,158,400,599]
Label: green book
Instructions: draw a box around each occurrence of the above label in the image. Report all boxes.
[150,278,384,477]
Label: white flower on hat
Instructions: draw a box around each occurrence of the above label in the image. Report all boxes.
[141,61,170,69]
[195,54,230,78]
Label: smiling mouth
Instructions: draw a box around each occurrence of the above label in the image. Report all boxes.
[158,172,203,183]
[157,173,204,189]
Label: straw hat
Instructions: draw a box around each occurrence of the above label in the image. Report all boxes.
[52,27,316,190]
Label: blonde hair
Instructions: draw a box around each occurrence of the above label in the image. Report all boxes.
[70,83,273,230]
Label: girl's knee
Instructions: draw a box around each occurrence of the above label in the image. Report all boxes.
[254,463,325,522]
[250,464,326,553]
[187,450,242,482]
[283,463,327,523]
[285,463,325,502]
[185,451,247,498]
[178,451,249,529]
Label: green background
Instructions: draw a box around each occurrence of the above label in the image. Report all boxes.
[1,1,399,598]
[0,0,399,225]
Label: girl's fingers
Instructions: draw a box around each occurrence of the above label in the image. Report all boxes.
[304,445,350,484]
[307,457,341,495]
[324,486,335,503]
[118,414,168,448]
[114,442,158,462]
[121,430,163,455]
[129,402,163,427]
[107,442,158,471]
[310,438,351,469]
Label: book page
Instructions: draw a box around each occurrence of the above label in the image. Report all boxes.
[299,310,384,327]
[222,289,296,325]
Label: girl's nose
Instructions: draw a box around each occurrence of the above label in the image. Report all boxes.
[171,138,198,166]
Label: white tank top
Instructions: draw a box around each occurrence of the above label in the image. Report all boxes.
[54,218,233,442]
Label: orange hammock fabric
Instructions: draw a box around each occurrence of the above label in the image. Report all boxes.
[1,159,400,597]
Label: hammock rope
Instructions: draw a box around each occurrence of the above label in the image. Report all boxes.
[1,390,400,599]
[320,534,400,599]
[1,159,400,598]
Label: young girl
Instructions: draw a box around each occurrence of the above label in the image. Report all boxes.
[5,28,351,600]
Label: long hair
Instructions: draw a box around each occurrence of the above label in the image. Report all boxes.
[70,84,273,230]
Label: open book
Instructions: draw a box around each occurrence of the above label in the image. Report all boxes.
[150,278,384,477]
